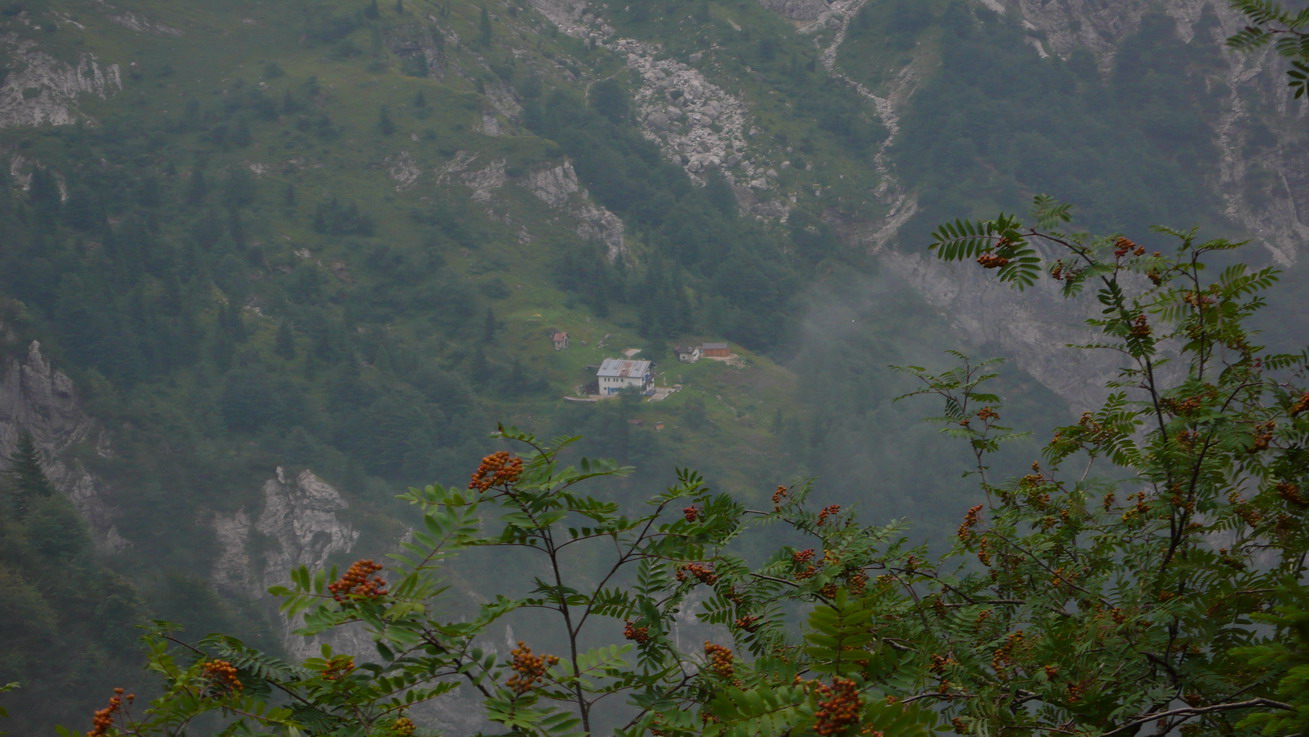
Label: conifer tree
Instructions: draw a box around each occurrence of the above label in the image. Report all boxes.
[2,432,56,517]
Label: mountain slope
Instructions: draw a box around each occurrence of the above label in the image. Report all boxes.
[0,0,1304,731]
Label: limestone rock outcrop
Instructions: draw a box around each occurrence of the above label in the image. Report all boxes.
[0,340,126,550]
[211,467,360,657]
[525,161,628,260]
[755,0,834,22]
[0,37,122,128]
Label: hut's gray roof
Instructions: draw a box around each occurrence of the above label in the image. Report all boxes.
[597,358,652,378]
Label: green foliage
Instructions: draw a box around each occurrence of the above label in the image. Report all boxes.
[1,432,55,517]
[1226,0,1309,96]
[82,190,1309,734]
[85,181,1309,734]
[907,197,1309,735]
[0,446,146,735]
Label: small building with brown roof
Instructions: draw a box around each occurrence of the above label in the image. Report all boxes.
[701,342,731,358]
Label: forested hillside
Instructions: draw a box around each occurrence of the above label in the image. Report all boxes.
[0,0,1305,731]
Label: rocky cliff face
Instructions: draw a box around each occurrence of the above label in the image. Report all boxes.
[0,340,127,550]
[526,0,792,218]
[211,467,360,657]
[0,36,122,128]
[525,161,629,260]
[757,0,836,23]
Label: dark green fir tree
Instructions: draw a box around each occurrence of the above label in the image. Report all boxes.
[3,432,57,517]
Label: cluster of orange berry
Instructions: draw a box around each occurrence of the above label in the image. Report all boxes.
[928,654,957,675]
[816,504,841,527]
[1129,314,1151,338]
[202,659,243,696]
[976,253,1010,269]
[1049,260,1081,282]
[1175,429,1199,449]
[1120,491,1151,523]
[957,504,984,541]
[329,559,388,602]
[1163,396,1199,416]
[1076,410,1116,447]
[704,642,734,679]
[1234,500,1263,527]
[469,451,524,492]
[772,485,789,511]
[1290,391,1309,417]
[812,677,862,736]
[990,631,1024,677]
[674,562,717,585]
[321,655,356,681]
[624,620,651,643]
[1050,566,1072,588]
[733,615,759,632]
[390,716,416,736]
[976,406,999,422]
[1273,512,1298,541]
[87,688,133,737]
[1277,482,1307,506]
[793,548,817,580]
[1250,421,1276,452]
[846,570,868,594]
[506,641,558,695]
[1113,236,1147,259]
[683,506,700,522]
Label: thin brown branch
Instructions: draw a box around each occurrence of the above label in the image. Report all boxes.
[1098,698,1294,737]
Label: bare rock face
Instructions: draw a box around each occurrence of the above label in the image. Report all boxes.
[211,467,358,597]
[523,0,613,43]
[620,38,758,187]
[102,9,182,36]
[480,80,522,136]
[0,341,93,452]
[0,341,127,550]
[525,161,628,261]
[0,36,122,128]
[385,151,422,190]
[211,467,360,657]
[525,0,780,217]
[755,0,833,22]
[461,158,508,202]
